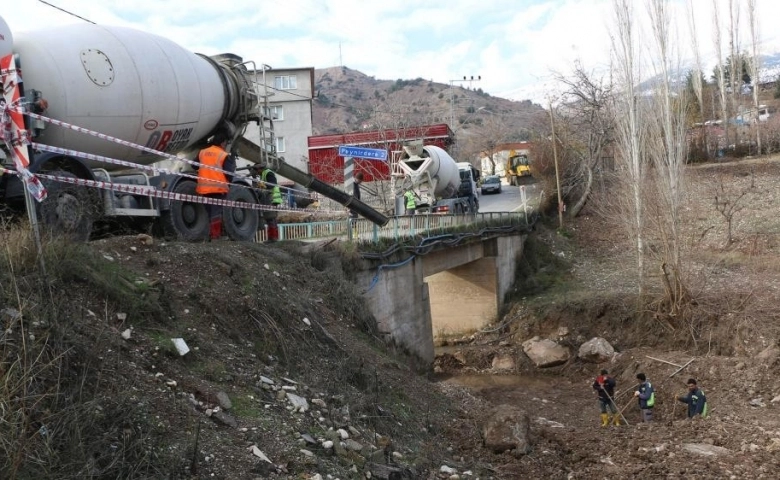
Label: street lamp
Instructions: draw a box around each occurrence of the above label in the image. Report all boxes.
[449,75,481,128]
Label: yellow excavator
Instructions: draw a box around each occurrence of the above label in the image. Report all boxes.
[506,150,531,186]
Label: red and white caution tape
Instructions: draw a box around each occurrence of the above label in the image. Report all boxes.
[20,108,319,202]
[1,54,47,201]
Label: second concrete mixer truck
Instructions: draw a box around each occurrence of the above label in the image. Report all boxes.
[397,141,479,215]
[0,15,387,241]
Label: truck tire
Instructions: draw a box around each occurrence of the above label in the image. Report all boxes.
[38,170,95,241]
[223,186,259,242]
[159,180,209,241]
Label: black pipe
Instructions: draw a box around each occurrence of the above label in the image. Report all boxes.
[236,136,389,226]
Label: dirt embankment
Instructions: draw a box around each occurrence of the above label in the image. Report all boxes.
[433,157,780,478]
[4,157,780,479]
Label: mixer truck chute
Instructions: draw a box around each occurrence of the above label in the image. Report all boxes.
[0,16,387,242]
[397,141,479,215]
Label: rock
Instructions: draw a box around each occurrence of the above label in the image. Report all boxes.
[750,398,766,408]
[1,307,21,321]
[211,410,238,428]
[481,404,531,456]
[771,395,780,404]
[440,465,458,474]
[216,391,232,410]
[116,312,128,321]
[344,439,363,451]
[491,354,515,371]
[136,233,153,245]
[121,328,132,340]
[682,443,731,456]
[286,393,309,412]
[557,326,569,337]
[765,438,780,452]
[337,428,350,440]
[300,449,315,457]
[578,337,615,363]
[301,433,317,445]
[259,376,274,385]
[757,344,780,364]
[322,440,334,449]
[311,398,327,408]
[522,337,570,368]
[302,317,311,326]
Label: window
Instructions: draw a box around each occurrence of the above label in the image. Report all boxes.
[268,105,284,121]
[274,75,297,90]
[275,136,285,153]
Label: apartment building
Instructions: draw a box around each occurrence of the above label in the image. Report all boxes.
[243,67,315,177]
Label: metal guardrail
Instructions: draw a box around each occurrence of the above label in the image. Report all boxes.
[256,212,530,243]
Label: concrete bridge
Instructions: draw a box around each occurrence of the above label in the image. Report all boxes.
[357,230,528,365]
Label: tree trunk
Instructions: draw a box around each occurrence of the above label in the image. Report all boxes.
[568,163,593,218]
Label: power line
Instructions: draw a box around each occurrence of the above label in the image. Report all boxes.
[38,0,95,24]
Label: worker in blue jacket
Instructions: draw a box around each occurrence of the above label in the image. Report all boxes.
[677,378,708,418]
[634,372,655,422]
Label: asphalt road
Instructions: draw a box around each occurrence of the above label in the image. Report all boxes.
[478,178,542,213]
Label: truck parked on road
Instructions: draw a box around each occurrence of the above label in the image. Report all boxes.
[397,141,479,215]
[0,15,387,242]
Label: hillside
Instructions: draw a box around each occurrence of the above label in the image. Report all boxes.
[4,156,780,479]
[312,66,546,139]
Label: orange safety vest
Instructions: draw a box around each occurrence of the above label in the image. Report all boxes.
[196,146,229,195]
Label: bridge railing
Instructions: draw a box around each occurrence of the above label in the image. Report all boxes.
[257,212,531,243]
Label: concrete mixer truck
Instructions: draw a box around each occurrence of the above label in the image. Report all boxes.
[397,141,479,215]
[0,15,387,242]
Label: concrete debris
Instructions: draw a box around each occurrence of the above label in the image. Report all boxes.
[249,445,271,462]
[171,338,190,356]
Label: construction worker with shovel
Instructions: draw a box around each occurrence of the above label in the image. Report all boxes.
[593,369,622,426]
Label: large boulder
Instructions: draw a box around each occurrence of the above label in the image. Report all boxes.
[578,337,615,363]
[521,336,570,368]
[481,404,531,456]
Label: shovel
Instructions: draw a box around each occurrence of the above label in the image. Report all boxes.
[603,388,630,426]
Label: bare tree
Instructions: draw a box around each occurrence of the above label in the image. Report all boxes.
[553,62,615,217]
[687,0,709,157]
[645,0,690,315]
[611,0,646,294]
[713,172,755,247]
[712,0,730,149]
[747,0,762,154]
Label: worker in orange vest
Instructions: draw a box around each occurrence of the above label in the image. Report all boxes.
[196,131,235,240]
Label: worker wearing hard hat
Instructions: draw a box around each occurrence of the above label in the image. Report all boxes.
[250,164,283,242]
[196,131,235,240]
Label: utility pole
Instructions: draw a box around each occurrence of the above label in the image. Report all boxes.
[549,100,563,229]
[449,75,481,128]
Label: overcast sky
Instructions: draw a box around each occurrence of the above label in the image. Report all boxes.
[4,1,780,103]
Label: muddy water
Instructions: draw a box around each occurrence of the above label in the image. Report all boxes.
[437,372,598,429]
